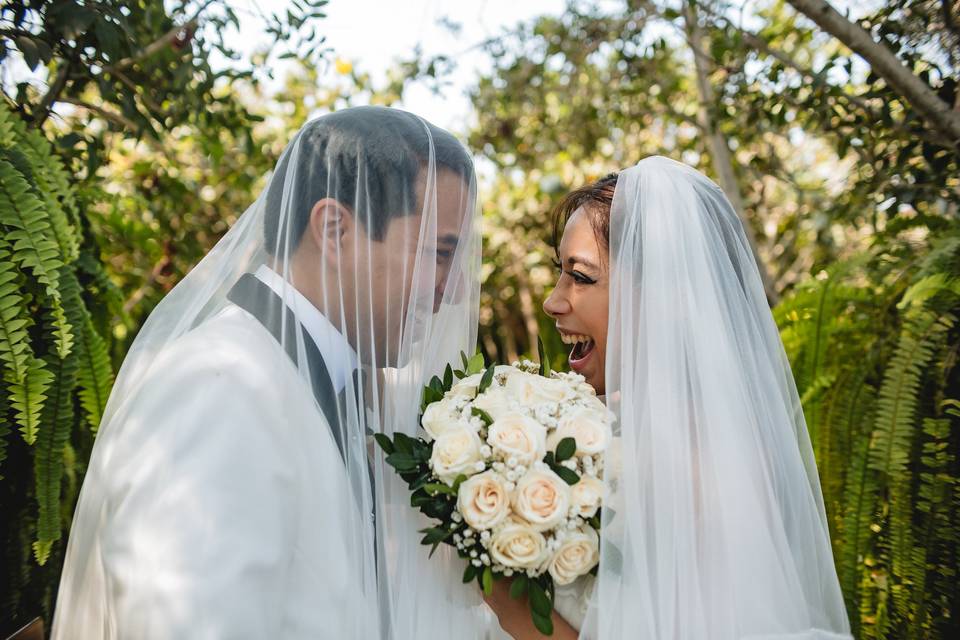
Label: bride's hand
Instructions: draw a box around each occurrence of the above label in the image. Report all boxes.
[483,577,578,639]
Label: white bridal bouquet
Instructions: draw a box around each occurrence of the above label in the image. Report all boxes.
[375,346,613,635]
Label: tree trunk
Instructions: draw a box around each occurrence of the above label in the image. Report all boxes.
[787,0,960,147]
[683,2,780,305]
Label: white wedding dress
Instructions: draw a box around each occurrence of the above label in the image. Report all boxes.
[574,158,852,639]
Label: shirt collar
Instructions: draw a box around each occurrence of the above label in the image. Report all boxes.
[254,265,358,393]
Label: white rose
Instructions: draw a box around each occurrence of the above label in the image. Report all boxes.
[547,407,612,456]
[570,476,604,518]
[488,518,550,570]
[579,393,607,413]
[487,413,547,466]
[457,471,510,530]
[506,372,574,405]
[448,372,484,399]
[472,387,514,421]
[421,398,462,441]
[548,526,600,585]
[430,427,483,485]
[511,468,571,531]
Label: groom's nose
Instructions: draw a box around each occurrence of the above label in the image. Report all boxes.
[434,266,465,313]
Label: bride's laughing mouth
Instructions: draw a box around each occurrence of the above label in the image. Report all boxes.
[560,331,596,373]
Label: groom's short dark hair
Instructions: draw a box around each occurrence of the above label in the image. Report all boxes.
[263,106,473,254]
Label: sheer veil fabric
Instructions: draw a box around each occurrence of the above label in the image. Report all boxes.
[582,157,851,640]
[52,106,491,638]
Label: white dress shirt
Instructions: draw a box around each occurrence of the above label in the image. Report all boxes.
[254,264,358,392]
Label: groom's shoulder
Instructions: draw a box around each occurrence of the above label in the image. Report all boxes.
[146,304,288,393]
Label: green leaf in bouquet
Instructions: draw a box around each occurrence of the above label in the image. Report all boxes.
[385,452,419,472]
[467,352,485,375]
[471,406,494,426]
[529,579,553,618]
[392,432,415,455]
[411,490,432,509]
[373,432,395,455]
[544,451,556,466]
[443,363,454,390]
[423,482,457,496]
[531,609,554,635]
[430,375,444,396]
[555,437,577,463]
[509,574,529,599]
[478,364,496,394]
[553,465,580,486]
[409,470,433,491]
[538,336,551,377]
[482,566,494,595]
[451,473,469,492]
[463,563,477,583]
[589,513,602,529]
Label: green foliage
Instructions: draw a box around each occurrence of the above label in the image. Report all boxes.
[0,100,115,629]
[778,228,960,638]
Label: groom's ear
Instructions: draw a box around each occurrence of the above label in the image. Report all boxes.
[306,197,354,256]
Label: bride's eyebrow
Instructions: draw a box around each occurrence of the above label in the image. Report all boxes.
[566,255,598,271]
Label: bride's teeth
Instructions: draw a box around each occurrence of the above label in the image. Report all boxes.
[561,333,591,345]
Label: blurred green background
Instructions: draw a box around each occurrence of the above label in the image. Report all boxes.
[0,0,958,637]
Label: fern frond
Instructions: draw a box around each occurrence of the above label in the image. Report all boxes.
[76,312,113,432]
[0,243,34,383]
[868,310,949,479]
[0,389,9,480]
[4,116,81,263]
[0,157,72,356]
[0,101,16,147]
[6,356,54,445]
[33,349,77,564]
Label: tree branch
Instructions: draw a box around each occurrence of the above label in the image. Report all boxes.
[101,0,216,74]
[683,2,780,305]
[58,98,140,132]
[786,0,960,147]
[35,61,70,126]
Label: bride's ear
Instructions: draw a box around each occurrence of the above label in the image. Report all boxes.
[307,197,354,255]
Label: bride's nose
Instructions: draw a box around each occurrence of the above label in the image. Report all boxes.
[543,286,571,317]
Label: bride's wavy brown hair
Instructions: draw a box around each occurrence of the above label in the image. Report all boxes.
[551,172,619,261]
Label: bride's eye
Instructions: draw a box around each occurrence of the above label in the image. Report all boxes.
[569,270,596,285]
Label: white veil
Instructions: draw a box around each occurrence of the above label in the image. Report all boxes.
[52,106,489,638]
[585,157,851,639]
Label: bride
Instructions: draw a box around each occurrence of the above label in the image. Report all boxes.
[484,157,852,639]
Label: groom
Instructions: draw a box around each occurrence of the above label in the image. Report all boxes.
[51,107,478,639]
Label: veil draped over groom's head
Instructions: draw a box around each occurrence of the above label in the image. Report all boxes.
[54,106,489,639]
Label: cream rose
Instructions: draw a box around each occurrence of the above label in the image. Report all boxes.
[430,427,483,485]
[505,371,573,405]
[447,372,484,399]
[488,518,550,570]
[570,476,604,518]
[421,398,462,441]
[547,407,612,456]
[511,467,571,531]
[457,471,510,530]
[472,387,514,421]
[548,526,600,585]
[486,413,547,466]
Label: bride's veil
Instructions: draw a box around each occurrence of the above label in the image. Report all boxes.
[52,106,489,638]
[584,157,851,639]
